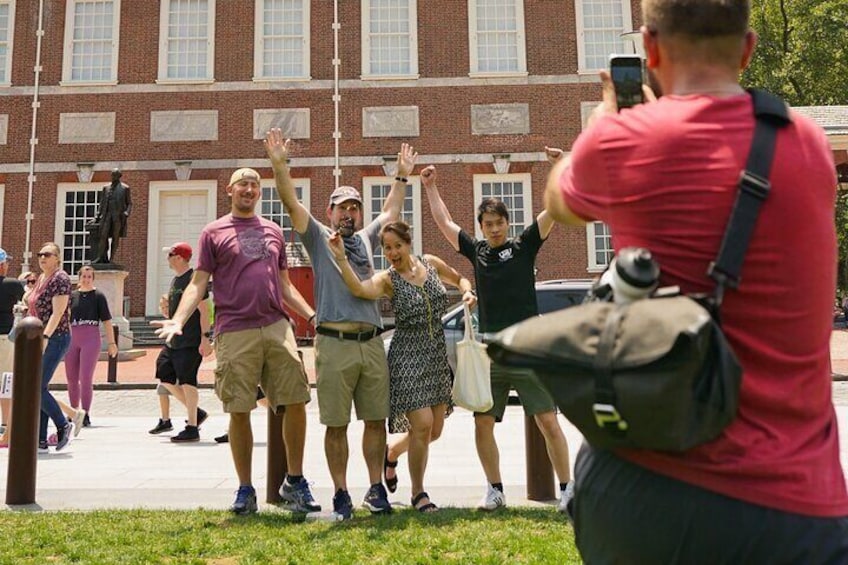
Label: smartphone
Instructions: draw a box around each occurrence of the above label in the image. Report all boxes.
[609,55,645,111]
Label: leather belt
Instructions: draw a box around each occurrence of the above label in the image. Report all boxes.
[316,326,380,342]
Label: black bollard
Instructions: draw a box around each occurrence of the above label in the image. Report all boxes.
[6,317,44,505]
[107,325,118,383]
[266,406,287,503]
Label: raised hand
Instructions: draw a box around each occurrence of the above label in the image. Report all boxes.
[544,146,564,165]
[263,128,292,168]
[420,165,437,190]
[396,143,418,178]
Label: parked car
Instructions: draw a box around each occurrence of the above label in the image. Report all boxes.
[382,279,595,372]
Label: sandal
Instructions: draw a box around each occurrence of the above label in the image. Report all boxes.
[411,491,438,513]
[384,445,399,493]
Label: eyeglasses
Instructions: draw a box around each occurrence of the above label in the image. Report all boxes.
[37,252,55,258]
[337,204,360,213]
[26,279,36,285]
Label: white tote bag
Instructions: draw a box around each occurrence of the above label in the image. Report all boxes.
[452,303,493,412]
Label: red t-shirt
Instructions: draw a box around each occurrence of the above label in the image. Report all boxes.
[559,93,848,517]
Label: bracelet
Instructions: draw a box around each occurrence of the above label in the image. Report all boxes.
[395,176,408,183]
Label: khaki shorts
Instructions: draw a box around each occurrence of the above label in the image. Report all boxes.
[0,337,13,374]
[315,333,389,426]
[213,318,310,414]
[480,361,556,421]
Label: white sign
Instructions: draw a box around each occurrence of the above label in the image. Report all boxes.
[0,371,11,399]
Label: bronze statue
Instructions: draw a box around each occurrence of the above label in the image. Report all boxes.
[89,168,132,265]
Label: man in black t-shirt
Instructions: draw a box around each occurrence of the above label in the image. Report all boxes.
[0,248,24,446]
[150,242,212,443]
[422,159,573,513]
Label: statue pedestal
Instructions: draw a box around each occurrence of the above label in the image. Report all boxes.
[92,269,133,351]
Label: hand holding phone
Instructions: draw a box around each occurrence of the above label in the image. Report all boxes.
[609,55,645,111]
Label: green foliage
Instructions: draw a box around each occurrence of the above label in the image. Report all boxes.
[744,0,848,105]
[837,191,848,292]
[0,508,581,564]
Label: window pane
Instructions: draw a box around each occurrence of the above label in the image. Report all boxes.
[69,0,114,82]
[480,178,526,240]
[475,0,519,73]
[368,0,411,75]
[166,0,209,79]
[581,0,627,70]
[0,2,9,83]
[62,189,101,277]
[259,184,310,264]
[261,0,305,78]
[367,182,415,270]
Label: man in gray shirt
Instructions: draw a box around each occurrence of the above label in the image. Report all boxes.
[264,128,417,520]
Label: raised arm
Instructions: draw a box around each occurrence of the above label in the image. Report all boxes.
[425,254,476,307]
[153,270,212,344]
[376,143,418,227]
[279,269,316,322]
[421,166,462,251]
[264,128,310,234]
[537,146,567,237]
[328,232,391,300]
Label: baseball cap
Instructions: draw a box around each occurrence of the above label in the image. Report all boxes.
[0,248,10,263]
[329,186,362,206]
[228,168,261,187]
[163,242,192,261]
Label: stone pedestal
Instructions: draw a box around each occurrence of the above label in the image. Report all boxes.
[91,269,133,351]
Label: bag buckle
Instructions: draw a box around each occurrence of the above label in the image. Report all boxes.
[592,403,629,433]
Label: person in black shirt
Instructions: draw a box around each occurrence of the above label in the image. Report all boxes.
[0,248,24,447]
[421,156,573,513]
[150,242,212,442]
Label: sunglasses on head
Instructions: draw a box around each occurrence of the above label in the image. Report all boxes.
[37,252,55,258]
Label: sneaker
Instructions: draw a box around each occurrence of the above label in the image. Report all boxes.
[362,483,392,514]
[214,433,229,444]
[170,425,200,443]
[72,410,85,437]
[558,481,575,515]
[477,484,506,511]
[332,489,354,521]
[38,441,49,454]
[280,477,322,513]
[83,413,91,428]
[55,422,74,452]
[230,485,258,515]
[197,408,208,427]
[149,419,173,435]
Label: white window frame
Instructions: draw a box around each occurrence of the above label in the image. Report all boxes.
[257,178,311,264]
[467,0,527,78]
[360,0,419,80]
[575,0,633,73]
[157,0,216,84]
[362,177,422,271]
[0,184,5,240]
[472,173,533,240]
[253,0,310,82]
[61,0,121,85]
[55,183,102,279]
[586,221,613,271]
[0,0,16,86]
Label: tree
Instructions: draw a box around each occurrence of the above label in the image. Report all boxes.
[743,0,848,106]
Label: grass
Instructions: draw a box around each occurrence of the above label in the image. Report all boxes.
[0,507,580,564]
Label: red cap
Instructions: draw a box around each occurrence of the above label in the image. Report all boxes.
[164,242,192,260]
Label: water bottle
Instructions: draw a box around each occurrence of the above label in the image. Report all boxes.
[604,247,661,304]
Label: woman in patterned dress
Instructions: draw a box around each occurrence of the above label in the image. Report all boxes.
[330,221,475,512]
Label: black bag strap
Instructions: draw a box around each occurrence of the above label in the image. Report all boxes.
[707,89,790,307]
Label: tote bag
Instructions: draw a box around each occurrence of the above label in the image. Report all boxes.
[452,303,493,412]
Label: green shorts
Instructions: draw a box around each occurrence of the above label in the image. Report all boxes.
[315,333,389,427]
[478,361,556,421]
[213,318,310,414]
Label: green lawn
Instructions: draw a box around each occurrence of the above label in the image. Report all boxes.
[0,508,580,564]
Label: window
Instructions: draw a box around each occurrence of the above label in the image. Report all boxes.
[56,184,101,277]
[254,0,309,81]
[472,173,532,240]
[361,0,418,79]
[587,221,613,270]
[0,0,16,86]
[258,179,311,265]
[468,0,526,76]
[158,0,215,82]
[61,0,120,84]
[362,177,422,270]
[575,0,633,72]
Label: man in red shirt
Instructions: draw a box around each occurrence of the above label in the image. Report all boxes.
[545,0,848,562]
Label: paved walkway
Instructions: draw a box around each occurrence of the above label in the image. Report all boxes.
[2,333,848,513]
